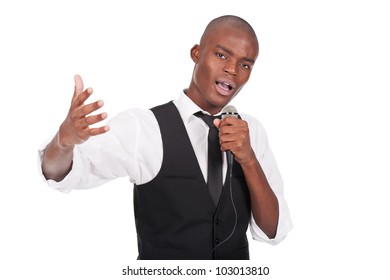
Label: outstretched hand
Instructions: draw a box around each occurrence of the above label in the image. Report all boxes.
[58,75,110,147]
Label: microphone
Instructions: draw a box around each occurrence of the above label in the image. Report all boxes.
[221,105,239,166]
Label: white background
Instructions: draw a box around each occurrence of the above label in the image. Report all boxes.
[1,0,389,279]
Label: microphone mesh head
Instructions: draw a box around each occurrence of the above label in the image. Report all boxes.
[222,105,238,114]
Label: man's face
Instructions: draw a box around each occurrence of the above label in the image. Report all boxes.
[187,25,259,115]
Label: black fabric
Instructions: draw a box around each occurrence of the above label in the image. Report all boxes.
[133,101,252,260]
[194,112,223,206]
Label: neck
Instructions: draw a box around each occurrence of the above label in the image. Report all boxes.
[184,89,224,116]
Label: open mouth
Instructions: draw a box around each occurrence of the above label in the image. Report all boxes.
[215,80,236,96]
[216,81,233,91]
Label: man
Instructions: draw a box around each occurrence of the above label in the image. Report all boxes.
[40,15,292,259]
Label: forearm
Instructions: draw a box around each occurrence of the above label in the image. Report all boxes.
[42,131,74,182]
[241,153,279,239]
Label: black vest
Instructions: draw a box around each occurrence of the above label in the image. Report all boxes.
[133,101,251,260]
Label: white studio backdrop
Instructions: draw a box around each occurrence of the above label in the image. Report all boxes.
[1,0,390,279]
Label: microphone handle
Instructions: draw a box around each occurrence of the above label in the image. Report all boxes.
[227,150,234,167]
[221,111,239,168]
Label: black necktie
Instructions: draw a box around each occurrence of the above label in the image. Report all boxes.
[194,112,223,206]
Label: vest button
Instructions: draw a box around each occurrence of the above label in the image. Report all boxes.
[215,219,221,225]
[215,239,220,244]
[216,257,222,260]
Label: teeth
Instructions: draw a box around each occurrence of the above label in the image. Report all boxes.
[220,82,232,90]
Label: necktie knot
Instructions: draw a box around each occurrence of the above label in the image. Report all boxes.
[194,111,220,128]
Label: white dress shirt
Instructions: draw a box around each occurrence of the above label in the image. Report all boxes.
[38,91,292,245]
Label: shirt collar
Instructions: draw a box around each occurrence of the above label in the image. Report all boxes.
[174,90,221,124]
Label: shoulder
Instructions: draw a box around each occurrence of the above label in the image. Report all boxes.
[106,108,160,140]
[108,108,156,127]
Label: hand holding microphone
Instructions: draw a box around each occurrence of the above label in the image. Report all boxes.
[213,105,255,166]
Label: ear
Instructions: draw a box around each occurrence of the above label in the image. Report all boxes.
[190,44,200,63]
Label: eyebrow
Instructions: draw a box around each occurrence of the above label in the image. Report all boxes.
[216,44,256,64]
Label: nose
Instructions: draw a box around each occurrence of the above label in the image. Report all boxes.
[223,60,238,76]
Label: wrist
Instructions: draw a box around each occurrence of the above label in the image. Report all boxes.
[237,150,258,168]
[56,130,74,151]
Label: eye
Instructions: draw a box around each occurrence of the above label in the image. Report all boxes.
[216,52,227,60]
[240,63,252,71]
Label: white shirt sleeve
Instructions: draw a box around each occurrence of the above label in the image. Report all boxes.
[242,114,293,244]
[37,108,163,192]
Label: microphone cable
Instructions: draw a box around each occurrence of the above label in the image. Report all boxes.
[209,105,239,258]
[209,149,238,257]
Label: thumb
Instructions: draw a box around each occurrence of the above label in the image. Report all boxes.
[213,118,221,128]
[73,74,84,97]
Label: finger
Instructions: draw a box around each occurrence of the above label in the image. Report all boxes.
[84,112,108,126]
[89,126,110,136]
[73,74,84,98]
[220,142,235,152]
[219,125,247,138]
[219,118,248,132]
[78,100,104,117]
[220,132,240,142]
[73,87,94,107]
[219,116,243,127]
